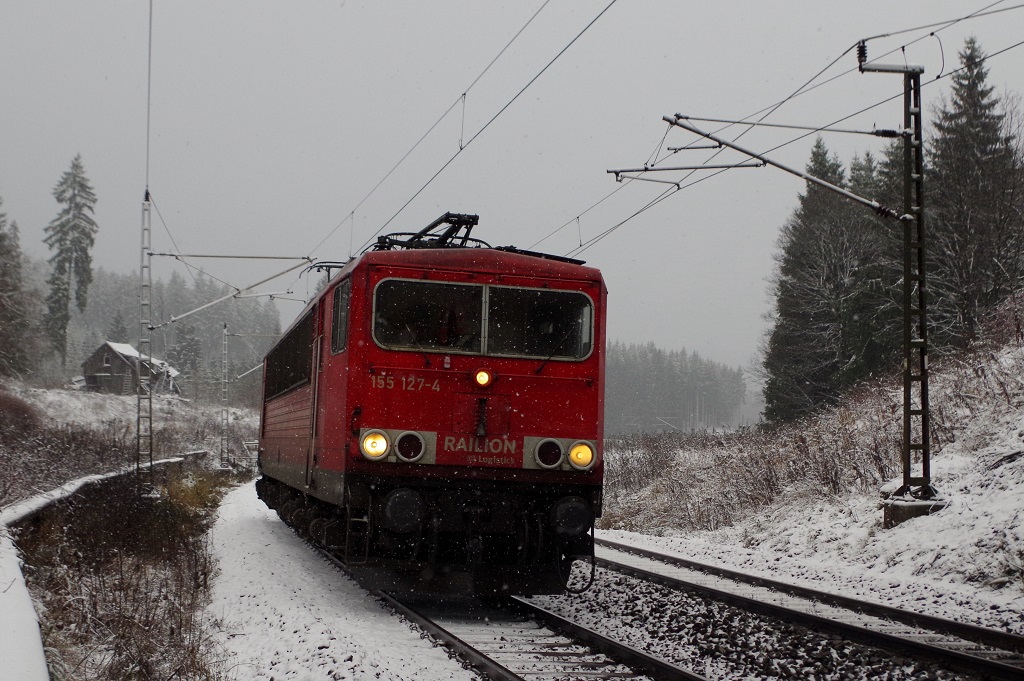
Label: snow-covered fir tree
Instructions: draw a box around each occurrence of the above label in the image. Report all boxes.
[44,154,99,365]
[0,193,35,377]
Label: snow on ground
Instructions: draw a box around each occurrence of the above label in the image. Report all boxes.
[0,527,48,681]
[4,381,259,439]
[206,484,476,681]
[600,389,1024,635]
[5,382,139,427]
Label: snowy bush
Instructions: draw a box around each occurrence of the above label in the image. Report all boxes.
[15,469,237,680]
[0,401,135,507]
[601,338,1024,537]
[0,382,258,507]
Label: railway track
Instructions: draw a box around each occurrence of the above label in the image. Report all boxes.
[595,538,1024,680]
[314,546,706,681]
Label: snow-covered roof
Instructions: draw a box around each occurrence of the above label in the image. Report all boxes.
[104,342,180,378]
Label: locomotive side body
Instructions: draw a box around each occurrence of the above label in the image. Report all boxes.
[257,245,606,594]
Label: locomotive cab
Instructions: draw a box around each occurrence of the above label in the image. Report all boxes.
[256,213,606,595]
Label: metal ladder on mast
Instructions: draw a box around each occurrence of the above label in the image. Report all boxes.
[137,190,155,493]
[899,71,935,499]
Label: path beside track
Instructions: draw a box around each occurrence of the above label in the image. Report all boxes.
[205,484,479,680]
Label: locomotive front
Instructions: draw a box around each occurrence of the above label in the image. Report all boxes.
[257,214,606,595]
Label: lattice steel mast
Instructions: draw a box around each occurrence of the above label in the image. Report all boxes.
[857,44,938,504]
[137,191,154,491]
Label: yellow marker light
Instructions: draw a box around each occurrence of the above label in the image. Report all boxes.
[473,368,494,387]
[568,442,595,470]
[361,430,390,460]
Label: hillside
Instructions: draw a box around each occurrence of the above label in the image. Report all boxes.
[0,382,258,507]
[600,341,1024,634]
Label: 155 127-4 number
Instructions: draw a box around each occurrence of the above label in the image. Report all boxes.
[371,374,440,392]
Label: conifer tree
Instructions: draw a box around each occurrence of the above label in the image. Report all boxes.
[928,38,1024,347]
[762,139,862,424]
[106,311,130,343]
[844,150,903,379]
[0,194,34,376]
[44,154,99,365]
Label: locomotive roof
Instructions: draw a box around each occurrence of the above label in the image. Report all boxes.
[274,245,604,341]
[359,246,604,282]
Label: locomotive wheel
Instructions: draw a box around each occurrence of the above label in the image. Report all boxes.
[309,516,327,542]
[279,498,301,527]
[289,505,310,534]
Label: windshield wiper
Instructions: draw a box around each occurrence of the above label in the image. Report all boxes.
[534,327,577,374]
[404,323,432,368]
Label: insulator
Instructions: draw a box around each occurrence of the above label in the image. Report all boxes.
[857,41,868,65]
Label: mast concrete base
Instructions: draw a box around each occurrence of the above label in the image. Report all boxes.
[882,495,947,529]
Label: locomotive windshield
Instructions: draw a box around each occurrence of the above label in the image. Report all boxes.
[487,287,592,359]
[373,279,593,360]
[374,281,483,352]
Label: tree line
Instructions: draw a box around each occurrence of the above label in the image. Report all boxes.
[63,267,281,405]
[761,38,1024,425]
[0,156,281,405]
[605,341,746,435]
[1,154,106,378]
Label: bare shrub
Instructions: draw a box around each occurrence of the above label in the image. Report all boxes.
[0,421,135,507]
[601,314,1024,535]
[600,383,906,532]
[0,390,42,434]
[0,385,258,507]
[14,469,232,680]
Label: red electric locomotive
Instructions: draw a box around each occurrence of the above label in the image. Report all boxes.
[255,213,605,594]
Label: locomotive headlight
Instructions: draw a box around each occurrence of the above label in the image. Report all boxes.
[535,439,564,469]
[473,368,494,387]
[568,442,595,470]
[360,430,390,460]
[395,431,425,462]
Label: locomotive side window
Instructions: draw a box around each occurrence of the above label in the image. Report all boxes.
[330,279,352,354]
[374,280,483,353]
[264,309,314,399]
[487,288,593,360]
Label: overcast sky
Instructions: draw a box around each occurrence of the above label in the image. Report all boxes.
[3,1,1023,370]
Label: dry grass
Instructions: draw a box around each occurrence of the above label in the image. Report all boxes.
[600,333,1024,534]
[0,397,135,507]
[0,386,258,507]
[15,468,238,681]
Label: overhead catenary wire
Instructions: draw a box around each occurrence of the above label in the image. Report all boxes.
[701,1,1018,136]
[305,0,554,259]
[354,0,621,254]
[148,196,198,286]
[528,179,634,250]
[570,35,1024,257]
[540,42,859,254]
[530,10,863,254]
[149,259,313,330]
[150,182,311,304]
[858,1,1020,43]
[561,3,1024,258]
[147,252,309,323]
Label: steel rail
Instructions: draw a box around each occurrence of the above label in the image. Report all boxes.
[511,597,707,681]
[596,538,1024,680]
[313,544,703,680]
[597,538,1024,653]
[374,590,524,681]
